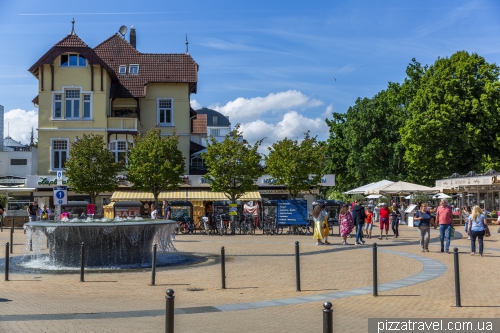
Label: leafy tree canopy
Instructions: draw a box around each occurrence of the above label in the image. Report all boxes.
[127,129,185,206]
[202,125,264,203]
[265,131,326,198]
[401,51,500,184]
[64,134,123,203]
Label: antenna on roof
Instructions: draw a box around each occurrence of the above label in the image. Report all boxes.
[119,25,128,37]
[70,18,75,35]
[185,34,189,55]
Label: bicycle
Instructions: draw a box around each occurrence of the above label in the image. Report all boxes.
[262,215,276,235]
[178,217,195,234]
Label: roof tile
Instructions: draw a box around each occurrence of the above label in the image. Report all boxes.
[54,34,90,48]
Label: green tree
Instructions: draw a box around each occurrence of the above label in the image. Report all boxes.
[265,132,326,198]
[64,134,123,203]
[127,129,185,207]
[325,83,407,192]
[202,125,264,203]
[401,51,500,184]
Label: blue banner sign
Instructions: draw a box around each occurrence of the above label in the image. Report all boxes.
[277,200,308,225]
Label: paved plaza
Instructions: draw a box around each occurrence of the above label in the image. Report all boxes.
[1,223,500,332]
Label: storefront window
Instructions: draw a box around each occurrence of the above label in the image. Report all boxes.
[479,192,487,210]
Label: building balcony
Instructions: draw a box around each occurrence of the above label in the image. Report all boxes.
[107,117,139,132]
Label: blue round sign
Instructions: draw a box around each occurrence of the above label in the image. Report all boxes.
[56,191,65,199]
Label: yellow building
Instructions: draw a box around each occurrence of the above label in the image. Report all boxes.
[28,24,198,176]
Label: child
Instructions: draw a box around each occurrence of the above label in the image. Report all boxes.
[364,206,373,239]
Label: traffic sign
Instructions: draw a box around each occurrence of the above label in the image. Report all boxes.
[53,186,68,205]
[57,171,63,180]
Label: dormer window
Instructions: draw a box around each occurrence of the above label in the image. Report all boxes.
[129,64,139,74]
[118,65,127,74]
[60,54,87,67]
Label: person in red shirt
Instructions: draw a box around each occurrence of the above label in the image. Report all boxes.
[435,199,454,253]
[364,206,373,239]
[378,203,391,240]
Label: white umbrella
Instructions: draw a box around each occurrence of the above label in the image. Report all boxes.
[433,193,451,199]
[366,194,382,199]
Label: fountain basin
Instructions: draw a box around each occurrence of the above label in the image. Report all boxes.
[24,220,176,268]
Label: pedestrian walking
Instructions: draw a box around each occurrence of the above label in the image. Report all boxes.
[378,203,390,240]
[414,203,435,252]
[150,204,158,219]
[391,204,401,238]
[312,203,329,245]
[27,201,39,222]
[364,206,373,239]
[39,204,51,221]
[163,200,171,220]
[348,205,354,238]
[435,199,453,253]
[468,205,488,256]
[353,199,366,245]
[339,204,354,245]
[463,206,471,240]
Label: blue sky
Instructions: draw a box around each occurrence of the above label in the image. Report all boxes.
[0,0,499,149]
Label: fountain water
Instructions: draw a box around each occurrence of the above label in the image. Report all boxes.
[23,218,177,268]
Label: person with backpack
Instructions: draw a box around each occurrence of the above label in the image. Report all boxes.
[468,205,488,256]
[39,204,51,221]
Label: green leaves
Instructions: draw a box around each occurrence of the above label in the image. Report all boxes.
[64,134,124,203]
[127,129,185,204]
[265,131,325,198]
[202,125,263,203]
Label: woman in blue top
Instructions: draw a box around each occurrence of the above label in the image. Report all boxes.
[414,203,436,252]
[468,205,488,256]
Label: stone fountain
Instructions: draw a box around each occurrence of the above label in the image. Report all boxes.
[24,219,177,268]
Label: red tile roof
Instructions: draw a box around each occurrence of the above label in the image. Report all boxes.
[54,34,90,48]
[192,114,207,134]
[94,34,198,98]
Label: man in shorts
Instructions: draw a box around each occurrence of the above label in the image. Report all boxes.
[379,203,390,240]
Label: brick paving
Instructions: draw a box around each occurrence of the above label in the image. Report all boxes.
[0,224,499,332]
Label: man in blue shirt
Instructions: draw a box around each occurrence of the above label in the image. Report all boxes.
[163,200,171,220]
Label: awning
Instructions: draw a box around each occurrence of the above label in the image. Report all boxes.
[111,190,261,202]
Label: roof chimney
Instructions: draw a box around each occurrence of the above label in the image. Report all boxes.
[130,26,136,48]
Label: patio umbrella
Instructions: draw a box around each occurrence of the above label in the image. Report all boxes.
[433,193,451,199]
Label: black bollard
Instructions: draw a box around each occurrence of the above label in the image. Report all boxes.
[80,242,85,282]
[4,242,9,281]
[221,246,226,289]
[295,241,301,292]
[453,247,461,307]
[29,233,33,252]
[10,228,13,254]
[373,242,378,297]
[323,302,333,333]
[11,218,14,232]
[151,244,157,286]
[165,289,175,333]
[46,236,49,249]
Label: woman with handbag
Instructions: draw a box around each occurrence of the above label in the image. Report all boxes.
[312,203,329,245]
[468,205,488,256]
[414,203,435,252]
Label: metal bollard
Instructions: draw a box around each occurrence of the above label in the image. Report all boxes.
[29,236,33,252]
[295,241,301,292]
[80,242,85,282]
[221,246,226,289]
[165,289,175,333]
[4,242,9,281]
[323,302,333,333]
[453,247,461,307]
[373,242,378,297]
[10,228,13,254]
[11,218,14,232]
[151,244,157,286]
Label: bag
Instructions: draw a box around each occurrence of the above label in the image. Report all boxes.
[485,228,491,237]
[381,217,387,222]
[413,212,420,227]
[450,227,455,238]
[42,212,48,219]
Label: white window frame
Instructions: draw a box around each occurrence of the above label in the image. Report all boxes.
[157,98,174,126]
[51,86,93,120]
[65,89,81,119]
[83,94,92,119]
[210,129,220,137]
[129,64,139,74]
[119,65,127,74]
[50,138,70,171]
[109,140,133,166]
[53,93,62,119]
[60,53,87,67]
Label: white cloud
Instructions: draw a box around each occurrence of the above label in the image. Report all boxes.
[4,108,38,144]
[239,111,329,155]
[190,99,202,110]
[209,90,323,123]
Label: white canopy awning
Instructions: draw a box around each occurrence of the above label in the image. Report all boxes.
[366,181,433,195]
[343,180,394,195]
